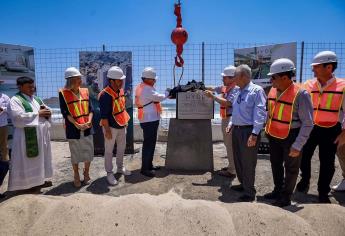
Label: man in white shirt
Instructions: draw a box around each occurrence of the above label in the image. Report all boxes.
[0,80,10,161]
[0,80,10,198]
[135,67,168,177]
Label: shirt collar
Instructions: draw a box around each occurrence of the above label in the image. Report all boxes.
[316,74,336,88]
[241,81,253,91]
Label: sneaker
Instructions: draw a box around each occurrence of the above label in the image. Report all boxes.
[296,180,309,193]
[331,179,345,192]
[263,190,281,200]
[117,167,132,176]
[107,173,118,186]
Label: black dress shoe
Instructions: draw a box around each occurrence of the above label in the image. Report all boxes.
[0,193,5,199]
[151,166,161,171]
[296,180,309,193]
[318,194,331,203]
[273,198,291,207]
[230,184,244,192]
[238,195,255,202]
[263,190,281,200]
[140,170,155,177]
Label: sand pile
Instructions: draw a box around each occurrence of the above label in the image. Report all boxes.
[0,192,344,236]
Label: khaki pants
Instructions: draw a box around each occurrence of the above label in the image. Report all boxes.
[103,127,126,173]
[221,117,236,174]
[336,145,345,179]
[0,126,8,161]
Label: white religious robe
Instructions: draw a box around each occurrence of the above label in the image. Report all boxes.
[8,94,53,191]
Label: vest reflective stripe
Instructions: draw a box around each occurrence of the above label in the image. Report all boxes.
[265,83,300,139]
[60,88,90,125]
[220,86,232,119]
[305,78,345,127]
[135,82,162,121]
[99,86,130,126]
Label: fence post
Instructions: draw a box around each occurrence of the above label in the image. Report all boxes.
[299,41,304,83]
[102,44,106,52]
[202,42,205,83]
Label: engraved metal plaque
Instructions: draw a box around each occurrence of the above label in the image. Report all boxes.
[177,90,214,119]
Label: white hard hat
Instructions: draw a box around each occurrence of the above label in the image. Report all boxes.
[65,67,82,79]
[221,65,236,77]
[141,67,158,80]
[107,66,126,80]
[268,58,296,76]
[311,51,337,66]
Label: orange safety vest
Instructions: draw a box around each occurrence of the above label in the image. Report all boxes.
[265,83,300,139]
[60,88,90,125]
[98,86,130,127]
[219,86,233,119]
[135,82,162,121]
[305,78,345,127]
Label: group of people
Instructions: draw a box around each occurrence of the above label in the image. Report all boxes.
[0,65,167,196]
[205,50,345,206]
[0,50,344,207]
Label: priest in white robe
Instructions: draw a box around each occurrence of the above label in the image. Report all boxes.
[8,76,53,191]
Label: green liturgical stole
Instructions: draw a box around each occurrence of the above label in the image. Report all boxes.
[15,93,43,158]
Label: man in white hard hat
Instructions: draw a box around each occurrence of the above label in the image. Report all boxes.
[204,65,239,178]
[135,67,168,177]
[264,58,313,207]
[296,51,345,202]
[98,66,131,186]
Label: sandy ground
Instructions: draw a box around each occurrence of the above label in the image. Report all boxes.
[1,141,345,236]
[1,141,344,205]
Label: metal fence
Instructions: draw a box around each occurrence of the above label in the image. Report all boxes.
[34,42,345,124]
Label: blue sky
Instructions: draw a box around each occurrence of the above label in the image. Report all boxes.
[1,0,345,48]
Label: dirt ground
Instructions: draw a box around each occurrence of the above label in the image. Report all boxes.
[1,141,344,208]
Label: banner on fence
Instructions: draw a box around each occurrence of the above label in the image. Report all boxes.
[0,43,35,97]
[234,42,297,93]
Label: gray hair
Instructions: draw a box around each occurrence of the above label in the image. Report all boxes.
[235,64,252,79]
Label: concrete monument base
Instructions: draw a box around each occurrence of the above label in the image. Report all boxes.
[165,118,213,171]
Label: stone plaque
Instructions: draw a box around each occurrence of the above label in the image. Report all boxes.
[177,90,214,119]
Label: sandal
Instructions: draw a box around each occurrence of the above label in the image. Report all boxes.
[83,169,91,185]
[73,173,81,188]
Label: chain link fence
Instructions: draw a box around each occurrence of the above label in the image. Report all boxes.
[34,42,345,126]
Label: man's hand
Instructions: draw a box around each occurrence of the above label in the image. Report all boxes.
[104,128,112,140]
[247,134,257,147]
[39,108,51,118]
[334,130,345,148]
[226,125,232,133]
[85,121,92,128]
[289,147,300,158]
[204,90,214,99]
[75,123,87,131]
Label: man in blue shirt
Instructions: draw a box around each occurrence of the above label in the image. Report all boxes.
[227,64,267,202]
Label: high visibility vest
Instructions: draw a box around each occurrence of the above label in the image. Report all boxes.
[219,86,233,119]
[98,86,130,127]
[135,82,162,121]
[305,78,345,127]
[60,88,90,125]
[265,83,300,139]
